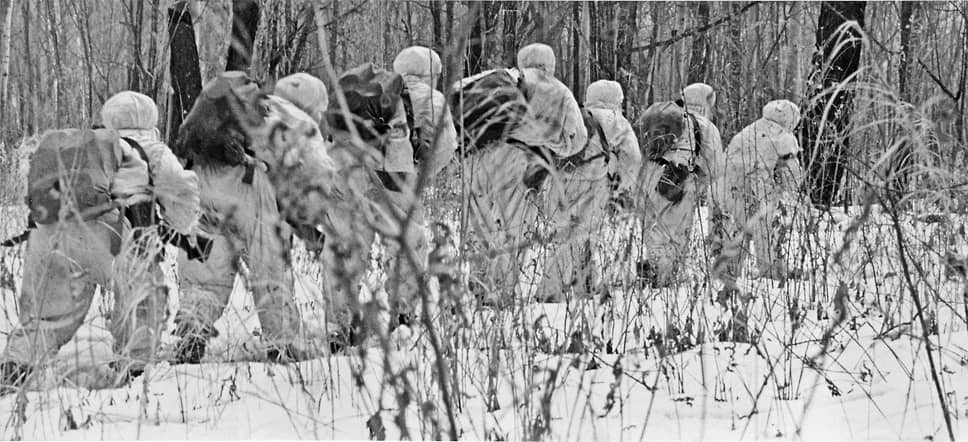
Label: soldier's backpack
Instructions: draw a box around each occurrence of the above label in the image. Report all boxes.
[26,129,121,225]
[325,63,406,143]
[638,101,687,162]
[450,69,530,154]
[175,71,265,169]
[637,100,705,204]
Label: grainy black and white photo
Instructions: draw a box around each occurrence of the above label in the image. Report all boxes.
[0,0,966,440]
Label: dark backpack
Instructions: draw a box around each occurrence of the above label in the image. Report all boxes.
[27,129,121,225]
[325,63,406,144]
[175,71,266,169]
[638,101,706,204]
[450,69,530,155]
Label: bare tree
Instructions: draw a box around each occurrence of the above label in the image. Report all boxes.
[44,0,66,127]
[800,1,867,207]
[687,2,710,84]
[167,0,202,149]
[226,0,259,72]
[0,0,13,135]
[889,0,917,194]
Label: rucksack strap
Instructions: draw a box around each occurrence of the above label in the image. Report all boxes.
[683,111,703,159]
[121,137,154,187]
[557,109,612,171]
[399,86,426,165]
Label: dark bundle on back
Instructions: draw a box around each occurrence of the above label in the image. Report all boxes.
[174,71,266,168]
[27,129,121,225]
[450,69,530,154]
[637,101,686,161]
[325,63,405,142]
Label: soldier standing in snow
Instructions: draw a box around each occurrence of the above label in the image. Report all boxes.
[538,80,639,302]
[170,71,325,364]
[635,95,724,288]
[715,99,804,288]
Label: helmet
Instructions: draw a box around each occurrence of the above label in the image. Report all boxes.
[517,43,556,76]
[100,91,158,130]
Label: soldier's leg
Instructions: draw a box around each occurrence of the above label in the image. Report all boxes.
[243,170,302,359]
[643,185,697,288]
[110,232,169,373]
[466,146,536,304]
[754,199,791,280]
[539,177,607,301]
[381,193,430,328]
[172,233,236,363]
[3,221,119,389]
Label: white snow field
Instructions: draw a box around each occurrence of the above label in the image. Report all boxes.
[1,201,967,441]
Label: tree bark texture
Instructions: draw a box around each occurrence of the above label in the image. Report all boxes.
[687,1,710,84]
[226,0,260,72]
[167,0,203,150]
[890,0,916,194]
[800,1,867,207]
[0,0,13,132]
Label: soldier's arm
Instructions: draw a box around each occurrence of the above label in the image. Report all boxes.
[149,142,202,234]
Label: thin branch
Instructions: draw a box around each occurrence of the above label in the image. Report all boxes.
[630,1,760,53]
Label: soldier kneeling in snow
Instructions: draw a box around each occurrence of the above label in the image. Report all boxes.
[1,127,155,394]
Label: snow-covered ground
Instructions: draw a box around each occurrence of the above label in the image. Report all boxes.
[1,202,967,440]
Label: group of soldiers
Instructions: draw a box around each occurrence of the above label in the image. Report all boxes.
[0,41,804,395]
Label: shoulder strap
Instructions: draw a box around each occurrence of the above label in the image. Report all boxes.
[399,85,424,164]
[120,136,160,229]
[121,136,154,188]
[684,112,703,157]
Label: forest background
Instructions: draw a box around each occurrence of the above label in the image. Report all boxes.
[0,0,964,207]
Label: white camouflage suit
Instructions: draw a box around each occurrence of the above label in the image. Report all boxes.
[101,91,202,371]
[538,80,637,301]
[637,88,724,287]
[3,126,154,374]
[464,43,587,302]
[172,73,326,361]
[717,99,803,285]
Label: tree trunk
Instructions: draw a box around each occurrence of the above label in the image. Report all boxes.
[128,0,144,90]
[45,0,66,127]
[430,0,443,53]
[21,0,35,134]
[687,1,709,84]
[329,0,338,70]
[226,0,260,72]
[503,1,519,68]
[466,2,485,74]
[571,1,581,96]
[167,0,203,150]
[0,0,14,134]
[890,0,916,194]
[800,1,866,207]
[615,2,636,114]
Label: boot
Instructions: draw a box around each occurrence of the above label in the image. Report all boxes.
[172,335,208,365]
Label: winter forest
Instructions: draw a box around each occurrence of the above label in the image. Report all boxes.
[1,0,968,440]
